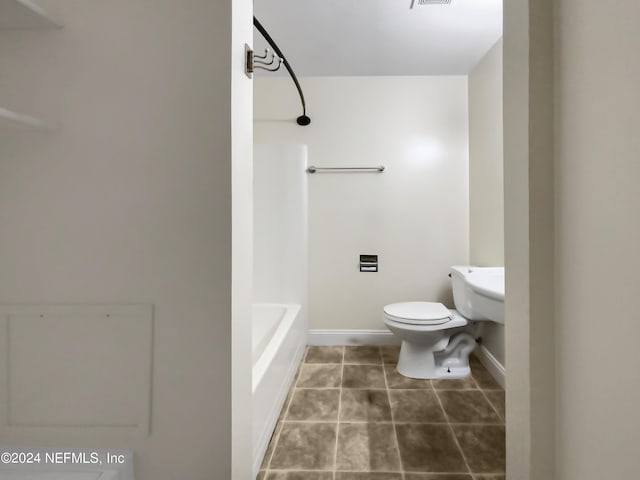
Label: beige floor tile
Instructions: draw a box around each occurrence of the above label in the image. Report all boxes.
[270,423,337,470]
[452,425,505,473]
[432,375,478,390]
[278,387,296,422]
[484,390,505,419]
[261,346,506,477]
[342,364,386,388]
[404,475,472,480]
[260,421,283,470]
[469,354,483,366]
[335,473,402,480]
[305,346,344,364]
[380,345,401,365]
[265,472,333,480]
[384,366,432,389]
[287,388,340,421]
[336,423,401,471]
[389,390,447,423]
[297,364,342,388]
[344,345,383,364]
[395,424,468,473]
[471,363,502,390]
[340,389,392,422]
[438,390,502,424]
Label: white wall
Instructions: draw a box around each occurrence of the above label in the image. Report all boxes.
[554,0,640,478]
[0,1,253,479]
[255,76,469,330]
[504,0,556,478]
[253,145,308,306]
[231,0,254,478]
[469,39,504,267]
[506,2,640,478]
[468,39,505,367]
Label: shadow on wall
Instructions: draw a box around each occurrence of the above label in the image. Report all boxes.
[254,117,299,124]
[435,277,455,307]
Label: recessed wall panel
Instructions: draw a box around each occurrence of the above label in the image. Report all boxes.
[0,304,152,437]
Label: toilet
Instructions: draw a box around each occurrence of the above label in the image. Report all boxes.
[384,265,504,379]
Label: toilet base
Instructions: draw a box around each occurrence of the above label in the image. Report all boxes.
[396,332,476,379]
[396,362,471,379]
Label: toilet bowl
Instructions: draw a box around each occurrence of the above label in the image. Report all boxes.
[383,265,504,379]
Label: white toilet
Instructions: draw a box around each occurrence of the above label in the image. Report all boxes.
[384,265,505,379]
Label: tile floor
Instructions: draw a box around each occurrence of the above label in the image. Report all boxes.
[258,345,505,480]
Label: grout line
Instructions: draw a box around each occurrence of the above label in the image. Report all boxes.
[306,362,393,365]
[332,345,345,477]
[265,467,505,474]
[278,419,504,426]
[281,380,297,420]
[433,386,474,476]
[293,385,491,391]
[479,388,503,421]
[294,387,366,390]
[342,362,385,365]
[469,366,505,423]
[381,346,406,480]
[467,373,481,390]
[478,388,505,422]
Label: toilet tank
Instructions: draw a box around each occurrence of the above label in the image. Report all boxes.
[450,265,480,320]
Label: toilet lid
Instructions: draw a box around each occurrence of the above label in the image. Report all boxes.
[384,302,453,325]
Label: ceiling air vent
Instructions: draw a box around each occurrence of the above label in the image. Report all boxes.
[410,0,452,8]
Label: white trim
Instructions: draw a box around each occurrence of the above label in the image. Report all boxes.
[307,329,401,346]
[474,344,506,389]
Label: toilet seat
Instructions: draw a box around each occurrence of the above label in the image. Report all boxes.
[384,302,453,325]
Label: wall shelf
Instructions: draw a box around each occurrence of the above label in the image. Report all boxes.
[0,107,54,130]
[0,0,62,29]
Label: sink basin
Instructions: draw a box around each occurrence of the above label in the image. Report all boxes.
[465,267,504,323]
[466,267,504,301]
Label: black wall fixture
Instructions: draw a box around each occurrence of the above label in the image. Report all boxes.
[253,16,311,126]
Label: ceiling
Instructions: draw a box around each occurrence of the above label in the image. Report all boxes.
[253,0,502,76]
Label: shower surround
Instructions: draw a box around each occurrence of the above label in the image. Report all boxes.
[252,144,308,476]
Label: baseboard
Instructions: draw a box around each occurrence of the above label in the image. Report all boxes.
[473,344,506,389]
[307,329,401,346]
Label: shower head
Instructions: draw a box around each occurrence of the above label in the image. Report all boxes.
[296,115,311,126]
[254,16,311,127]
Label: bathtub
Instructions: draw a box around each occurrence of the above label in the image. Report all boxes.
[252,303,306,476]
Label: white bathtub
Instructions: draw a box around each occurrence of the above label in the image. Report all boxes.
[252,303,306,476]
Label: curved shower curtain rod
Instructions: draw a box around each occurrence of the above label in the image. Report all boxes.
[253,16,311,126]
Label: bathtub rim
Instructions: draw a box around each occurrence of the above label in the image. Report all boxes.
[252,302,301,394]
[251,302,306,476]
